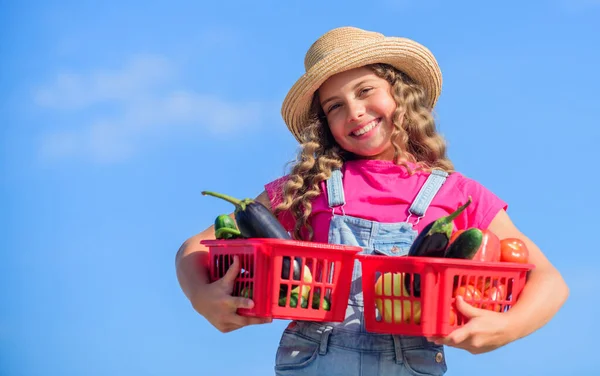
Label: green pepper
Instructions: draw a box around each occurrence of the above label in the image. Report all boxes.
[278,291,308,308]
[215,227,242,239]
[311,290,332,311]
[214,214,242,239]
[322,297,331,311]
[301,296,309,309]
[289,292,299,308]
[278,292,297,307]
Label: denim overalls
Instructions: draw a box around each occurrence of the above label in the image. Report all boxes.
[275,168,449,376]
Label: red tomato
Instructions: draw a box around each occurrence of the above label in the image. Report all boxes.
[482,285,506,312]
[453,284,483,307]
[500,238,529,263]
[456,275,492,293]
[472,276,507,293]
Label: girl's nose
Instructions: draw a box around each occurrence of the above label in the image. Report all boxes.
[346,100,366,122]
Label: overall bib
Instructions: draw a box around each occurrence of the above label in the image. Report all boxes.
[275,168,449,376]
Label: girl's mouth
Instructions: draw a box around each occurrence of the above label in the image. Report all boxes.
[350,118,380,138]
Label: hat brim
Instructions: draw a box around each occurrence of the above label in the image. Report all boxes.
[281,37,442,143]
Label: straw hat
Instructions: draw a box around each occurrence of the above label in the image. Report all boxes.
[281,26,443,143]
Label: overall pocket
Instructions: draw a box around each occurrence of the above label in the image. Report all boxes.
[402,341,447,376]
[274,330,320,373]
[371,222,417,257]
[372,238,414,257]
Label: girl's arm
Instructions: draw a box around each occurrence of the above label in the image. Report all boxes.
[432,209,569,353]
[175,191,273,333]
[487,209,569,340]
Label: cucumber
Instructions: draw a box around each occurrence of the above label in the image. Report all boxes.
[445,228,483,259]
[310,290,332,311]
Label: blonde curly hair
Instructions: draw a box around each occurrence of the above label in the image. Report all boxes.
[274,63,454,241]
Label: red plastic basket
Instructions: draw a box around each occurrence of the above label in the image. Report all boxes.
[357,255,534,337]
[202,238,361,322]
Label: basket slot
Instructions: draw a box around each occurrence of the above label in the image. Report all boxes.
[506,277,515,301]
[281,256,303,281]
[225,253,255,299]
[214,254,234,279]
[234,279,254,299]
[277,256,335,312]
[312,259,323,283]
[404,272,422,298]
[327,259,335,284]
[304,285,333,311]
[372,270,422,325]
[241,252,254,278]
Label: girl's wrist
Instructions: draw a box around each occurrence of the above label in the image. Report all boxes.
[501,309,526,343]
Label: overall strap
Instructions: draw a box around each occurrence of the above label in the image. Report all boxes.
[326,168,346,208]
[408,169,448,221]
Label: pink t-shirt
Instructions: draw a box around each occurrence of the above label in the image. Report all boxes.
[265,159,507,244]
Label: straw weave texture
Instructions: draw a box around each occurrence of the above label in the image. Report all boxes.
[282,27,442,143]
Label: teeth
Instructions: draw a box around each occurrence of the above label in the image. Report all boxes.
[352,120,378,136]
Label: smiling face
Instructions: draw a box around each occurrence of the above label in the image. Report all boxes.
[318,66,401,160]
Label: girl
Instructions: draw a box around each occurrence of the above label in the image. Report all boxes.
[175,27,568,375]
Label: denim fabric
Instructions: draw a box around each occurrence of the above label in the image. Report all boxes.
[327,214,418,332]
[275,168,448,376]
[275,324,447,376]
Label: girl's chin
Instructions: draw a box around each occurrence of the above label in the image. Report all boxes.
[350,148,395,161]
[345,140,394,159]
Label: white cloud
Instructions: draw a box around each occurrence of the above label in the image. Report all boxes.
[34,55,174,110]
[34,55,276,163]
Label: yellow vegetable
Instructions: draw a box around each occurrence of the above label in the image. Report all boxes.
[290,265,313,301]
[374,272,421,324]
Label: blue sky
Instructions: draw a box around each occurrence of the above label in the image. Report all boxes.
[1,1,598,375]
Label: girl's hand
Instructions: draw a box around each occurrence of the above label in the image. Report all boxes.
[427,296,514,354]
[191,256,272,333]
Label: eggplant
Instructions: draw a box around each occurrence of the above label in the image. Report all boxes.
[408,197,472,258]
[203,190,300,289]
[282,256,303,280]
[202,191,291,239]
[405,197,472,297]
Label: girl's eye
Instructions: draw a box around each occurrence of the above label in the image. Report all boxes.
[327,103,341,113]
[359,87,373,96]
